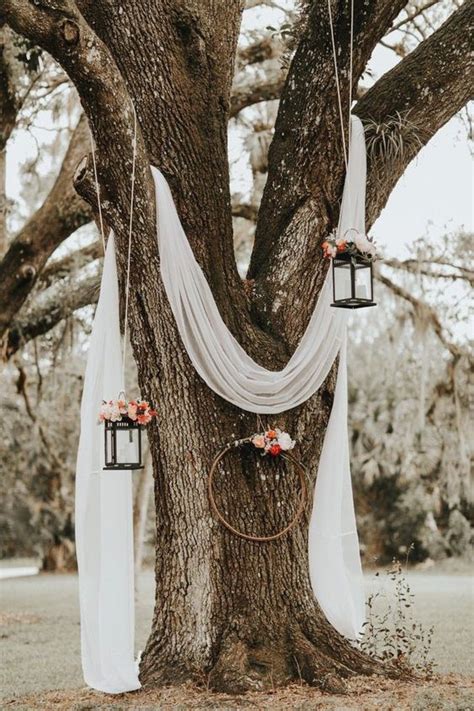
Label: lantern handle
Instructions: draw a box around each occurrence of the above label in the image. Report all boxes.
[118,390,126,401]
[342,227,361,241]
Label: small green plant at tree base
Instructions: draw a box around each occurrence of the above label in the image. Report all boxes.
[360,547,435,676]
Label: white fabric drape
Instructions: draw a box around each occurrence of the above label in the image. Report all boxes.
[152,114,365,639]
[75,236,140,693]
[76,115,366,693]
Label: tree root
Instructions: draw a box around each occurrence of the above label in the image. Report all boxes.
[206,622,391,695]
[208,631,290,693]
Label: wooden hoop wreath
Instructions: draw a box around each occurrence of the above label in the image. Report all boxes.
[207,438,308,542]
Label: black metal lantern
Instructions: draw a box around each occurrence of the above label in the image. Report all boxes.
[103,418,144,470]
[330,251,376,309]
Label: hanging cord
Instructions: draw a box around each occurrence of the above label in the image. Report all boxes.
[327,0,355,170]
[348,0,354,149]
[89,127,107,254]
[121,105,138,390]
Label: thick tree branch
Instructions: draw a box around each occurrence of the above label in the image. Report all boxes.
[1,0,155,286]
[355,0,474,227]
[0,114,91,338]
[248,0,408,343]
[0,26,19,150]
[1,26,22,255]
[5,269,100,357]
[3,0,268,358]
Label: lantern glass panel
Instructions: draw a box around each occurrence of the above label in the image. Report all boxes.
[354,263,372,301]
[116,427,140,465]
[334,262,352,301]
[105,427,114,464]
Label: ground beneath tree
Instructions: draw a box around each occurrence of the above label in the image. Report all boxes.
[4,676,474,710]
[1,562,472,709]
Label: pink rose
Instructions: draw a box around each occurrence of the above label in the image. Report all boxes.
[252,435,265,449]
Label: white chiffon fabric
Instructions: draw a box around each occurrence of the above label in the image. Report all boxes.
[76,115,366,693]
[75,236,140,693]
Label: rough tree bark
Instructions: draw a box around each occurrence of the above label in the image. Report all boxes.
[2,0,472,694]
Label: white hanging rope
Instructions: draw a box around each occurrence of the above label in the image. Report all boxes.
[327,0,348,169]
[327,0,355,170]
[89,127,107,254]
[88,108,138,391]
[121,106,138,389]
[348,0,354,149]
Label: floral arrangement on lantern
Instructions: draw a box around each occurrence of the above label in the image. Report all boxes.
[251,428,296,457]
[98,398,157,426]
[322,228,379,261]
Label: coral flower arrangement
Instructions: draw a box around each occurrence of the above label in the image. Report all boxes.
[322,228,379,261]
[99,398,157,426]
[251,428,296,457]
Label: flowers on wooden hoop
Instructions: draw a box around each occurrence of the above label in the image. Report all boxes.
[322,227,379,262]
[98,397,157,426]
[251,428,296,457]
[208,430,307,542]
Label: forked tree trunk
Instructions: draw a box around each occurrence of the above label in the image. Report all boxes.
[4,0,471,695]
[75,2,378,691]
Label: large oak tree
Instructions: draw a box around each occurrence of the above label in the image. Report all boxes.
[1,0,472,694]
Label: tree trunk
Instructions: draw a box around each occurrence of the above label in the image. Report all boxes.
[73,2,377,692]
[3,0,471,695]
[133,450,153,577]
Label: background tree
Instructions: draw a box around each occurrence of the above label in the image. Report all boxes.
[0,0,472,694]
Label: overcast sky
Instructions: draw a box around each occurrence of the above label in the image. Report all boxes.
[367,45,472,258]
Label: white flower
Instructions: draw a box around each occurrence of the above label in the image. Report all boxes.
[108,405,122,422]
[277,431,295,451]
[354,233,372,253]
[99,402,112,421]
[367,240,379,258]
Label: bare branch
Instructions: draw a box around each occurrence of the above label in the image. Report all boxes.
[384,257,474,286]
[390,0,441,32]
[5,269,100,358]
[40,239,102,285]
[232,203,259,222]
[0,114,92,337]
[376,269,467,359]
[231,69,285,117]
[236,35,285,70]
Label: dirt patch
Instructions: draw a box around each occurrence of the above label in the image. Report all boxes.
[4,674,473,711]
[0,612,40,625]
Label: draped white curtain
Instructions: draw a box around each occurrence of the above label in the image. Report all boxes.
[76,115,366,693]
[75,236,140,693]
